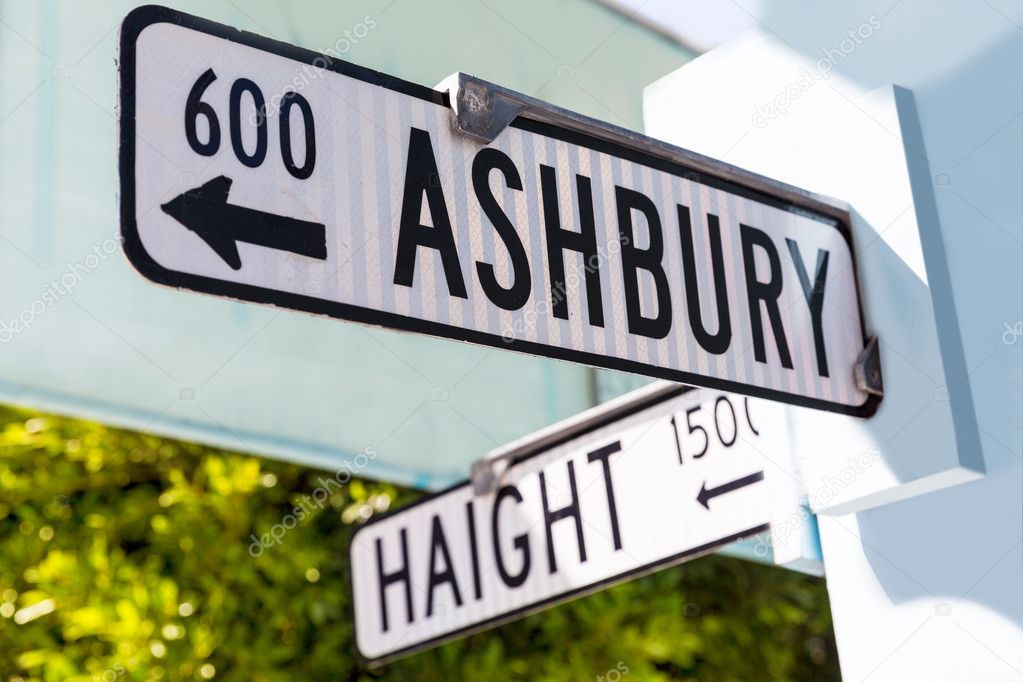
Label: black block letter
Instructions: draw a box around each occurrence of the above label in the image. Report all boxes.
[394,127,467,298]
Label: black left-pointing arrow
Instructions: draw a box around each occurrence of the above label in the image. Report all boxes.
[696,471,764,509]
[161,175,327,270]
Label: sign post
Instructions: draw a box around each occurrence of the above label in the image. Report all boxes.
[120,6,880,416]
[349,383,802,662]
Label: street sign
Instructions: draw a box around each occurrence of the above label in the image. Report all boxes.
[349,383,788,662]
[119,6,880,417]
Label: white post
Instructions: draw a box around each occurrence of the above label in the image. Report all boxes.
[644,23,1022,680]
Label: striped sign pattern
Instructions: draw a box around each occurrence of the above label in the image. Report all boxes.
[125,14,870,413]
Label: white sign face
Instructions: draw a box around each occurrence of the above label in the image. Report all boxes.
[120,7,876,416]
[350,387,782,662]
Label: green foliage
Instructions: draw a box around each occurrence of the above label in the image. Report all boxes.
[0,406,839,681]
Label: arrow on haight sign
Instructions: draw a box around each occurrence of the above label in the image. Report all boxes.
[697,471,766,509]
[161,176,327,270]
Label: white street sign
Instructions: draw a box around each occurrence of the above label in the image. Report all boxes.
[120,7,878,416]
[349,385,789,662]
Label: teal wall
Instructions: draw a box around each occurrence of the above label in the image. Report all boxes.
[0,0,690,488]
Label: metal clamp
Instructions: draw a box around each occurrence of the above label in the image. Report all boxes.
[854,336,884,397]
[469,449,516,497]
[469,381,690,495]
[434,72,852,226]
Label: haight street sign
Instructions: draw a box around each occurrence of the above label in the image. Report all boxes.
[349,383,791,662]
[119,6,882,416]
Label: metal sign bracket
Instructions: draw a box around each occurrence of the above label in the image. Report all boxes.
[434,72,853,227]
[854,336,884,397]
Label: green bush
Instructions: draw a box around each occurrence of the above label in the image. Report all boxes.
[0,406,839,681]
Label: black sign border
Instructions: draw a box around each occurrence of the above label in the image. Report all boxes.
[347,383,770,664]
[118,4,879,418]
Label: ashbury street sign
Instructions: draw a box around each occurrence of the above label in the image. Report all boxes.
[119,6,881,416]
[349,384,782,662]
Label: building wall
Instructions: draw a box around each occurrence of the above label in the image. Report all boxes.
[0,0,690,487]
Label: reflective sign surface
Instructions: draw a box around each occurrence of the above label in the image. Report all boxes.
[121,6,874,415]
